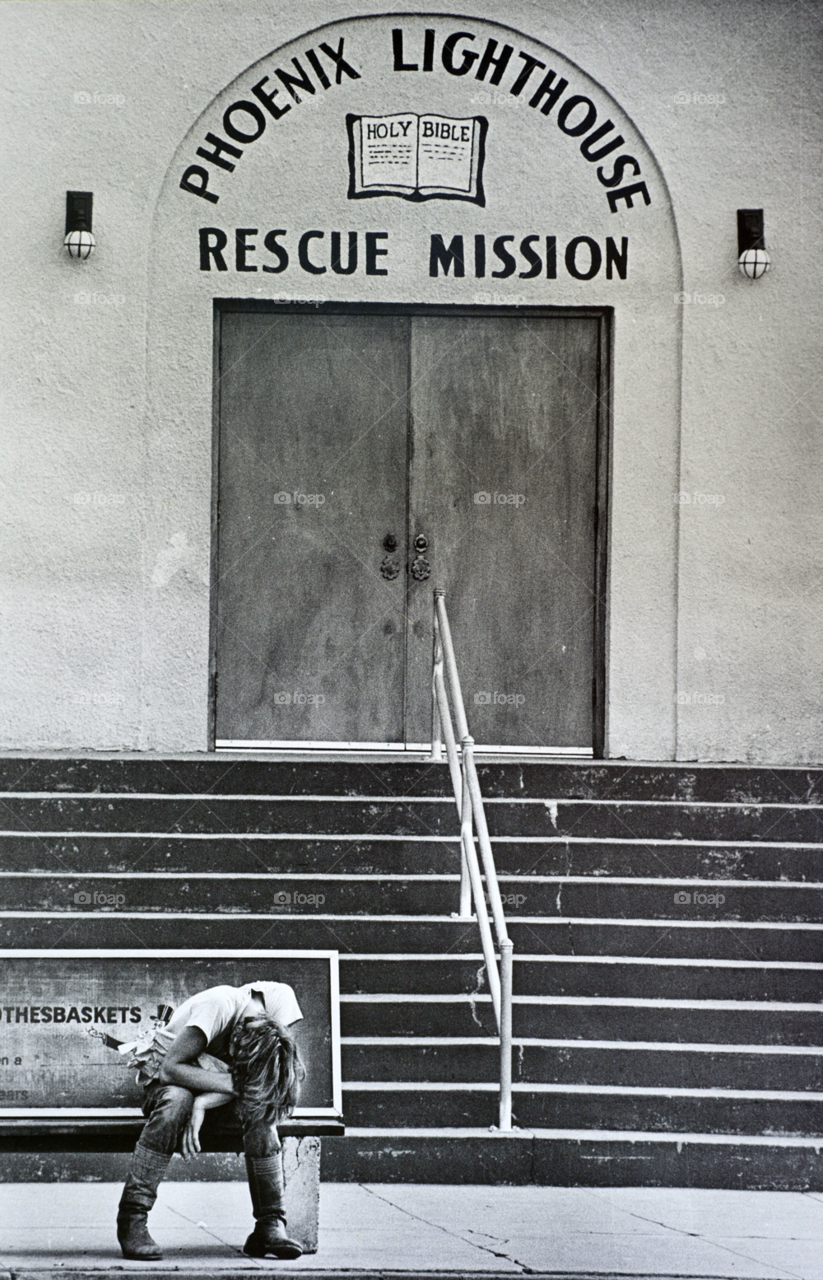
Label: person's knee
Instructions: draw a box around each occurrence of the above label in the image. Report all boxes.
[158,1085,194,1121]
[243,1122,281,1158]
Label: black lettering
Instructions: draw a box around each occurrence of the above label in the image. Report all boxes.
[236,227,258,272]
[53,1007,66,1023]
[474,233,486,278]
[519,234,542,279]
[41,1007,53,1023]
[30,1007,40,1023]
[81,1006,93,1023]
[475,38,513,86]
[118,1007,129,1023]
[331,231,357,275]
[392,28,418,71]
[546,236,557,278]
[66,1007,81,1024]
[199,228,228,272]
[275,58,316,103]
[263,229,289,273]
[222,100,267,143]
[423,28,435,71]
[580,120,625,162]
[15,1008,27,1023]
[557,95,597,136]
[130,1006,142,1024]
[305,48,331,90]
[3,1008,13,1022]
[509,52,546,97]
[196,132,243,173]
[179,165,219,204]
[528,69,568,115]
[429,233,465,277]
[94,1007,106,1022]
[565,236,602,279]
[607,182,651,212]
[491,234,516,278]
[442,32,478,76]
[298,230,326,274]
[107,1007,118,1024]
[319,38,361,84]
[251,75,291,120]
[606,236,628,279]
[365,231,389,275]
[597,155,641,188]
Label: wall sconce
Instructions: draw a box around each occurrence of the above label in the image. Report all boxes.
[64,191,95,259]
[737,209,770,280]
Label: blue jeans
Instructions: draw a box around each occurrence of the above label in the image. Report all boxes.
[139,1083,281,1158]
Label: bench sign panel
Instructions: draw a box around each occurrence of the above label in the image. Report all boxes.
[0,950,341,1118]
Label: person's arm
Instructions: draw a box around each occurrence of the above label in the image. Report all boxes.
[181,1090,232,1160]
[157,1025,237,1095]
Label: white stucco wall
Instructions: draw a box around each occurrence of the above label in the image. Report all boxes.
[1,0,821,762]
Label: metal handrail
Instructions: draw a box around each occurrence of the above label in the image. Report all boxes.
[430,589,513,1131]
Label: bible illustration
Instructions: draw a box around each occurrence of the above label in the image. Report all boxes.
[347,112,488,205]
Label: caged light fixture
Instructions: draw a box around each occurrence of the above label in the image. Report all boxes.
[64,191,96,259]
[737,208,770,280]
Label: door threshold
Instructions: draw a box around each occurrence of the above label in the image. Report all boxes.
[215,740,593,758]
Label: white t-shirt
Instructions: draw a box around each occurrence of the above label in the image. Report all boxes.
[135,981,302,1078]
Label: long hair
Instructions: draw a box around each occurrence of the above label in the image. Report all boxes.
[228,1014,305,1127]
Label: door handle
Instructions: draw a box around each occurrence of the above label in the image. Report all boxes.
[411,534,431,581]
[380,533,401,580]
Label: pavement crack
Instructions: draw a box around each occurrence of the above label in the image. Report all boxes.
[359,1184,530,1272]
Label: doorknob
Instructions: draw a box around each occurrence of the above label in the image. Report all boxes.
[380,533,401,580]
[411,533,431,581]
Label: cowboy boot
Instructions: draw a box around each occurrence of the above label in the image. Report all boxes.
[243,1152,303,1259]
[116,1142,171,1260]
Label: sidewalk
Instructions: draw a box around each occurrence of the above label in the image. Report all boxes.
[0,1183,821,1279]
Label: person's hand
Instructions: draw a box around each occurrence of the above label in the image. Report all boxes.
[182,1103,205,1160]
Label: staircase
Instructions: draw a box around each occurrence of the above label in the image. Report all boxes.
[1,756,821,1189]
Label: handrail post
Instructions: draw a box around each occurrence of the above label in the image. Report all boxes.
[498,938,514,1131]
[431,605,443,762]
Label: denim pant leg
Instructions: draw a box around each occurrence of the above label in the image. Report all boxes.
[200,1103,281,1157]
[139,1083,195,1155]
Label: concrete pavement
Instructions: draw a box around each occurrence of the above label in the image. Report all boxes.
[0,1182,821,1279]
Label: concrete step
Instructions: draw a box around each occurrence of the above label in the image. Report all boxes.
[339,955,823,1002]
[342,1038,823,1089]
[3,914,821,959]
[2,757,821,805]
[339,1085,823,1134]
[339,994,823,1044]
[319,1127,823,1189]
[2,795,823,842]
[3,874,821,921]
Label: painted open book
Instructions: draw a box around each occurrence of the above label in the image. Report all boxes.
[347,112,488,205]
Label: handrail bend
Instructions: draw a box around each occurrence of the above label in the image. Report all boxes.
[430,589,513,1131]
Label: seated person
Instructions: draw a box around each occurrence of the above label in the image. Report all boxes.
[117,980,304,1261]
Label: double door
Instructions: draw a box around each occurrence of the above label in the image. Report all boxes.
[213,306,607,752]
